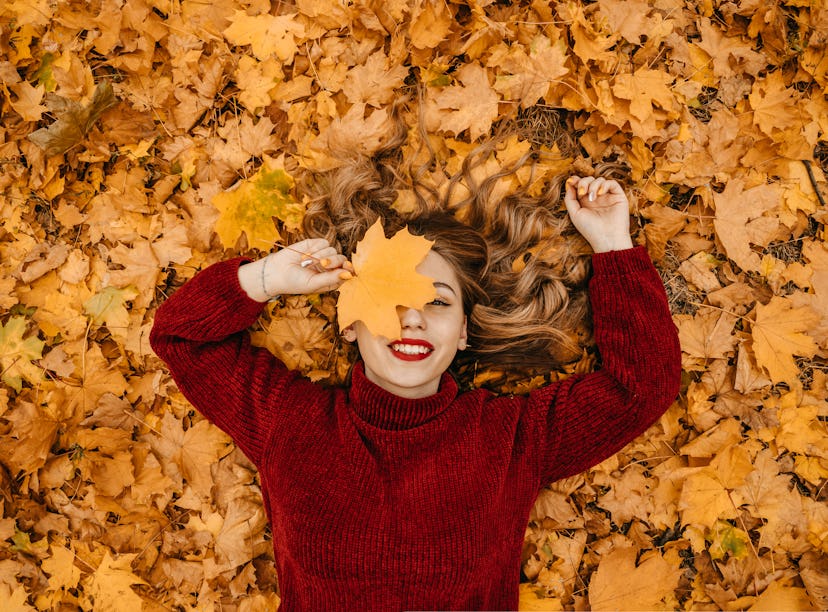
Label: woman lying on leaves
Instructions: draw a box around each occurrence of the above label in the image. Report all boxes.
[150,124,681,610]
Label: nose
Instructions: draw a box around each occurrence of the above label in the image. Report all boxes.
[398,306,425,329]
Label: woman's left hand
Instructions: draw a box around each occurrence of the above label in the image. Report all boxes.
[564,176,634,253]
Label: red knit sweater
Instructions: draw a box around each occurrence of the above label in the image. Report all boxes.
[150,246,680,611]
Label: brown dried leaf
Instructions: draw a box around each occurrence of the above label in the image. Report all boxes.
[28,81,118,156]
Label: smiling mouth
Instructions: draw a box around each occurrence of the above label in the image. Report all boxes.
[389,340,434,361]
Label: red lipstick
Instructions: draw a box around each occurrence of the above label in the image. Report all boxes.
[388,338,434,361]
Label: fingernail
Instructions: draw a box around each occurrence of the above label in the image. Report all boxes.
[589,192,595,202]
[320,258,330,267]
[339,271,353,280]
[300,259,314,268]
[579,188,586,196]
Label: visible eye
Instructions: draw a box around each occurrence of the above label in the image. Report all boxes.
[428,297,451,307]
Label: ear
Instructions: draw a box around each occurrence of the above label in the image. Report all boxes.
[457,315,468,351]
[341,326,357,343]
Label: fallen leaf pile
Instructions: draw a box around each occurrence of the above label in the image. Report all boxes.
[1,0,827,610]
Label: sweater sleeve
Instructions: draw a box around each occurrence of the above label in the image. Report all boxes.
[149,257,304,466]
[530,246,681,487]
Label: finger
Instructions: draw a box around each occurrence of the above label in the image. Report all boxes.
[566,175,594,206]
[587,177,606,202]
[319,253,349,270]
[290,238,330,254]
[572,176,596,200]
[306,269,348,293]
[304,246,339,268]
[563,179,582,218]
[601,179,624,195]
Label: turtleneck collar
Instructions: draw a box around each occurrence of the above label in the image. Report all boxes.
[348,362,459,430]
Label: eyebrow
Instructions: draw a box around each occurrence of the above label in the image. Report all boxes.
[433,281,458,295]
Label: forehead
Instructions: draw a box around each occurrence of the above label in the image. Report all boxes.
[416,251,461,294]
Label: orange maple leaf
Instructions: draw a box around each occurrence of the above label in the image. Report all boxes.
[751,296,819,385]
[588,545,682,610]
[85,551,147,611]
[336,220,437,340]
[426,63,499,140]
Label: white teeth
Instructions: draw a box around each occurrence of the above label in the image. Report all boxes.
[391,343,431,355]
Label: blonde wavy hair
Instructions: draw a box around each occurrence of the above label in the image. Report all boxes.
[299,106,597,375]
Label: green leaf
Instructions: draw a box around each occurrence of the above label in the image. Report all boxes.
[709,520,750,561]
[83,286,140,330]
[0,316,45,392]
[35,52,57,92]
[211,162,304,250]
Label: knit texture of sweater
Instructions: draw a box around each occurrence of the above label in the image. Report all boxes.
[149,246,681,611]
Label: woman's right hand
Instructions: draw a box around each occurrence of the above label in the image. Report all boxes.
[564,176,634,253]
[238,238,353,302]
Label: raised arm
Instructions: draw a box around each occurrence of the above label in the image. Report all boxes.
[149,240,350,465]
[532,247,681,485]
[531,177,681,486]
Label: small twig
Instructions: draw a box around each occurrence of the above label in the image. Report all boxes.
[272,243,328,269]
[269,243,355,276]
[802,160,826,207]
[687,300,751,323]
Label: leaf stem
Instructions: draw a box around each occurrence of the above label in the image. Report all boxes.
[271,243,356,276]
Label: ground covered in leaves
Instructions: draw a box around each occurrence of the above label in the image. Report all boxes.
[1,0,827,610]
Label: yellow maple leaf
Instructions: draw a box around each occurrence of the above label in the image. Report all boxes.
[597,0,672,45]
[678,468,740,527]
[83,285,141,346]
[751,580,816,611]
[749,70,802,137]
[0,316,45,392]
[303,104,395,170]
[234,55,284,111]
[409,0,453,49]
[426,63,500,140]
[518,582,564,610]
[42,545,81,591]
[751,296,818,385]
[612,68,678,122]
[676,308,737,365]
[0,398,61,475]
[223,10,302,62]
[254,305,330,371]
[60,343,129,416]
[150,413,232,500]
[10,80,47,122]
[337,219,437,340]
[588,546,682,611]
[214,498,266,570]
[84,551,146,612]
[712,178,782,272]
[490,35,569,108]
[0,582,35,611]
[342,51,409,107]
[211,162,304,250]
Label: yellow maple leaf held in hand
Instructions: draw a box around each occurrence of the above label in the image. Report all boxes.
[337,220,437,340]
